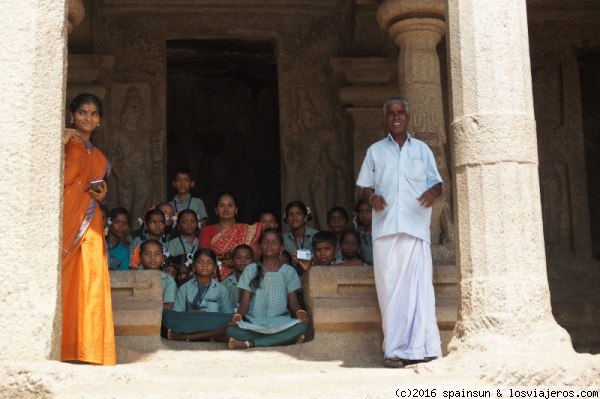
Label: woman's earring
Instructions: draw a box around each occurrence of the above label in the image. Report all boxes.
[97,122,101,127]
[70,117,74,124]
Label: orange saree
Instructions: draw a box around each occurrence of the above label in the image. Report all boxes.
[61,138,115,365]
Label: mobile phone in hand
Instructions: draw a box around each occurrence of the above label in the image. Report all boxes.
[85,179,104,193]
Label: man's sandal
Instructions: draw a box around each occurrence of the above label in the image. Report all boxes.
[383,358,405,368]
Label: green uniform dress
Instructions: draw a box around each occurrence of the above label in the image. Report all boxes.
[162,277,233,334]
[226,263,308,347]
[282,226,319,276]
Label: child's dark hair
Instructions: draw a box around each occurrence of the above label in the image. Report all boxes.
[164,254,187,269]
[284,200,312,223]
[215,191,238,208]
[327,206,349,221]
[193,247,218,264]
[251,228,282,291]
[173,166,194,181]
[142,208,166,240]
[177,209,198,224]
[257,210,279,224]
[312,231,337,249]
[139,239,164,259]
[109,207,130,223]
[69,93,104,117]
[233,244,254,259]
[340,228,361,246]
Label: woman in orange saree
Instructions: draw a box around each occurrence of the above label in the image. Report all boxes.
[199,192,262,281]
[62,94,116,365]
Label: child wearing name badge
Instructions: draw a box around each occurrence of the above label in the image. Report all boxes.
[139,239,176,310]
[166,209,199,261]
[222,244,254,311]
[129,208,168,269]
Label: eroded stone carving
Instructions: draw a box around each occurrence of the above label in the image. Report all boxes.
[533,66,572,252]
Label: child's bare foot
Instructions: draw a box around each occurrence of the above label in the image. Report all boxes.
[228,337,254,349]
[167,329,187,341]
[295,334,305,345]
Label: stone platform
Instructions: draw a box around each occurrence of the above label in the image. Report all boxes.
[109,270,163,337]
[304,264,458,357]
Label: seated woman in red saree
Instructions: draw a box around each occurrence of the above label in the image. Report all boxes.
[199,192,261,281]
[62,93,116,365]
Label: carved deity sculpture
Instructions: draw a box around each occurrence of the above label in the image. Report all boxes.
[109,87,159,222]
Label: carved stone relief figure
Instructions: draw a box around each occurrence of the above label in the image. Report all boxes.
[532,66,571,251]
[283,86,349,229]
[109,85,161,221]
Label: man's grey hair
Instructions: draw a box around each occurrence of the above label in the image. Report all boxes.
[382,97,410,116]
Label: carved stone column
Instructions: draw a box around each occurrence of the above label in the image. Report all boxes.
[446,0,572,355]
[378,0,454,253]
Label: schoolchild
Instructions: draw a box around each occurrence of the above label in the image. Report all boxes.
[169,166,208,228]
[165,248,233,342]
[334,229,367,266]
[129,208,168,269]
[222,244,254,311]
[327,206,349,244]
[106,207,130,271]
[355,199,373,265]
[257,211,279,231]
[226,229,310,349]
[282,201,319,276]
[166,209,200,262]
[158,202,177,240]
[139,239,176,310]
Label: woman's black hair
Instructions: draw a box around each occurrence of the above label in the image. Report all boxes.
[284,200,312,223]
[69,93,104,117]
[250,228,283,291]
[327,206,349,222]
[214,191,238,208]
[164,254,187,269]
[109,207,130,224]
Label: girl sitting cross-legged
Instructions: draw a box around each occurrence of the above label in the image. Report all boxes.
[226,228,310,349]
[164,247,233,342]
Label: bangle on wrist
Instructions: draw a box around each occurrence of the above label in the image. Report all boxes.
[368,193,376,205]
[233,313,242,319]
[296,309,307,315]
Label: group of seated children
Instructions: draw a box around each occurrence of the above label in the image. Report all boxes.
[102,166,374,348]
[149,229,310,349]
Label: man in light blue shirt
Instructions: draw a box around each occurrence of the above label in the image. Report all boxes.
[356,97,443,368]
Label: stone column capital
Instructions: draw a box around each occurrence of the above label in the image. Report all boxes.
[377,0,445,32]
[68,0,85,34]
[388,18,446,47]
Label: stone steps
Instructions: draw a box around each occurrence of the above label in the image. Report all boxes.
[109,270,164,337]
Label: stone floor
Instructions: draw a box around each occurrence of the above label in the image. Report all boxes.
[1,337,599,398]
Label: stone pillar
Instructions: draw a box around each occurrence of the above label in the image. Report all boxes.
[378,0,454,251]
[0,0,68,360]
[445,0,572,354]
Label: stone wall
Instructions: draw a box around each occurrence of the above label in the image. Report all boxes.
[0,0,68,361]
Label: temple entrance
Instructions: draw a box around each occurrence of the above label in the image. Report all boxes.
[578,51,600,259]
[166,39,280,224]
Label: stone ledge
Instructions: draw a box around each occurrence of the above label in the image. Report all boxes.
[110,271,164,337]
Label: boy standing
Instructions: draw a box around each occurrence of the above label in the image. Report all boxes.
[169,166,208,227]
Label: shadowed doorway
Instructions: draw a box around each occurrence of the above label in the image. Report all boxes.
[166,39,280,224]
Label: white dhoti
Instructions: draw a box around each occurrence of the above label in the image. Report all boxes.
[373,233,442,360]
